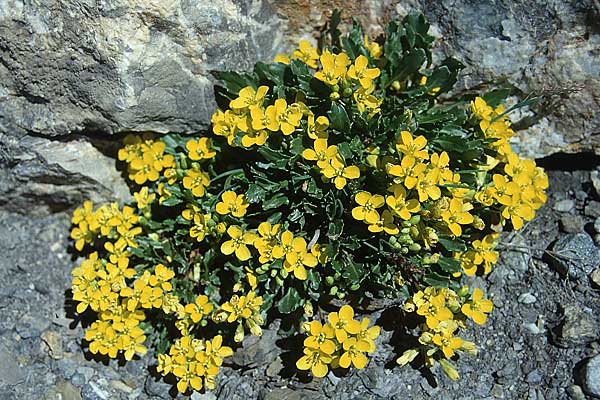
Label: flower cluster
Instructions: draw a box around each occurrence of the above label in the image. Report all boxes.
[398,286,492,380]
[296,305,380,377]
[213,291,264,342]
[157,335,233,393]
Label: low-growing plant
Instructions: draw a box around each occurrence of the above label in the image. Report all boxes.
[68,11,548,393]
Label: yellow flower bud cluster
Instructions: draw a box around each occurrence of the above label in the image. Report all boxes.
[296,305,380,377]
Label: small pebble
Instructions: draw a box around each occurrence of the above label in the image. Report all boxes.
[554,199,575,212]
[594,217,600,233]
[590,268,600,288]
[523,323,541,334]
[518,293,537,304]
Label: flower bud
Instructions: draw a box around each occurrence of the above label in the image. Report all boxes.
[329,92,340,101]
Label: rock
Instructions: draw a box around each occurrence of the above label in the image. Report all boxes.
[590,268,600,288]
[559,215,584,233]
[262,388,324,400]
[595,218,600,233]
[585,201,600,218]
[40,330,63,359]
[490,383,504,398]
[230,329,279,367]
[0,343,25,386]
[554,199,575,213]
[191,392,217,400]
[591,171,600,196]
[518,293,537,305]
[0,0,284,138]
[526,369,542,385]
[554,305,598,348]
[143,376,171,399]
[582,355,600,398]
[548,233,600,280]
[45,381,82,400]
[566,385,586,400]
[15,314,50,339]
[523,323,541,335]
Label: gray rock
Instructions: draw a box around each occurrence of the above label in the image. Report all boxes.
[0,0,284,138]
[585,202,600,218]
[566,385,586,400]
[0,343,25,386]
[590,268,600,288]
[548,233,600,280]
[591,171,600,196]
[526,369,543,385]
[554,199,575,213]
[518,293,537,304]
[559,215,584,233]
[583,355,600,398]
[554,305,598,348]
[595,218,600,233]
[15,314,50,339]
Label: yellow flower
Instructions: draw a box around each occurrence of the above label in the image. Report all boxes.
[182,168,210,198]
[291,40,320,69]
[339,338,370,369]
[229,85,269,110]
[416,293,454,330]
[321,155,360,190]
[315,50,350,86]
[416,169,441,202]
[186,137,216,160]
[441,198,474,236]
[302,139,338,168]
[220,225,257,261]
[269,99,303,135]
[216,191,249,218]
[396,131,429,160]
[274,53,290,64]
[184,295,214,323]
[461,288,493,325]
[249,105,279,132]
[387,156,427,189]
[471,97,493,120]
[190,214,209,242]
[347,55,380,89]
[306,115,329,139]
[327,305,361,343]
[364,35,382,58]
[133,187,155,210]
[353,84,382,116]
[385,184,420,220]
[368,209,399,234]
[296,347,332,377]
[303,320,336,354]
[352,191,385,224]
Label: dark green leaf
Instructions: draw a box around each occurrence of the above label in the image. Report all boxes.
[438,237,467,252]
[329,103,351,133]
[277,287,301,314]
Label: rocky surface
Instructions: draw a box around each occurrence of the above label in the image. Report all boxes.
[1,1,600,399]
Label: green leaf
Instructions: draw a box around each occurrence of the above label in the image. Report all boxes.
[482,88,512,108]
[277,287,301,314]
[327,219,344,240]
[263,194,288,210]
[438,256,462,273]
[438,237,467,252]
[245,184,266,203]
[337,142,353,159]
[161,196,183,207]
[329,103,351,133]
